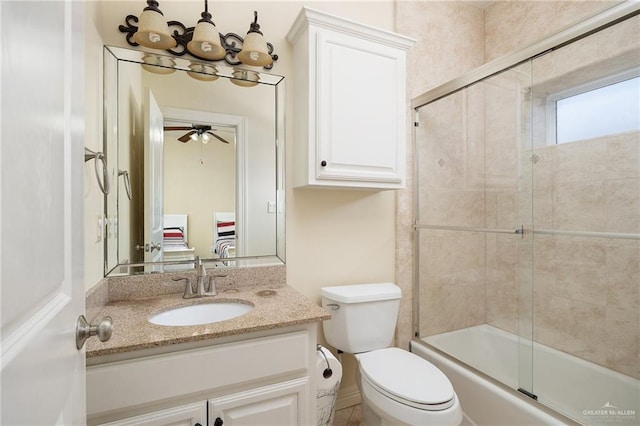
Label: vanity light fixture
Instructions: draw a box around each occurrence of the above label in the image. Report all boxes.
[141,54,176,74]
[187,0,225,60]
[230,69,260,88]
[120,0,278,70]
[186,62,219,81]
[132,0,176,50]
[237,12,272,67]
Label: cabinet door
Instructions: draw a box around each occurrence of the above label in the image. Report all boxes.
[315,29,406,187]
[98,402,206,426]
[209,378,310,426]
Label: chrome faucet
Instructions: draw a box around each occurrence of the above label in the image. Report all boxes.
[173,256,226,299]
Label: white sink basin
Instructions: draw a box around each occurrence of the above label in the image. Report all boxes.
[149,302,254,326]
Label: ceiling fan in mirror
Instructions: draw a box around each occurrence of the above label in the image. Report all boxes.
[164,124,231,144]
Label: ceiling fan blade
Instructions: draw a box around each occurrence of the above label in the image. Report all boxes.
[164,126,193,131]
[207,131,231,144]
[178,131,196,143]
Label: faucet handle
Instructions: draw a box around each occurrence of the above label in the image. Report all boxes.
[203,276,219,296]
[173,277,195,298]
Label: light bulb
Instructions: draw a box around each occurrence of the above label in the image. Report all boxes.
[201,133,211,143]
[190,133,198,141]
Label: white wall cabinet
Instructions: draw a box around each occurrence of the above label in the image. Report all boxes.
[88,326,316,426]
[287,7,415,190]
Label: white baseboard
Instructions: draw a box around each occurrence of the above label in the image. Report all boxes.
[335,384,361,410]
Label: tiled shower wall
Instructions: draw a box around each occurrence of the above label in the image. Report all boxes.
[394,0,616,351]
[400,2,638,379]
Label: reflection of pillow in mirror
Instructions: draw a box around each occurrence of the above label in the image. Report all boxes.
[163,227,185,240]
[216,221,235,236]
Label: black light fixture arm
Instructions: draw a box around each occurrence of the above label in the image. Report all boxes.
[118,13,278,70]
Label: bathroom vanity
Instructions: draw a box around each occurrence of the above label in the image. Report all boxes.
[85,267,328,426]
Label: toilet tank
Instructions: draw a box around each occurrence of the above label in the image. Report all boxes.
[321,283,401,353]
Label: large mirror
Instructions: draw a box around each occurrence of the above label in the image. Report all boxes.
[104,46,285,276]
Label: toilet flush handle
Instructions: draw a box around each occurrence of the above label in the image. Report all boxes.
[326,303,339,310]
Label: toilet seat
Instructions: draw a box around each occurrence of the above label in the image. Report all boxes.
[357,348,455,411]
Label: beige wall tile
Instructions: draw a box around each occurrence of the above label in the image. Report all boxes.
[606,132,640,180]
[605,178,640,234]
[553,180,606,231]
[485,1,616,62]
[534,293,608,366]
[419,231,486,287]
[554,139,607,183]
[605,307,640,378]
[606,239,640,312]
[420,190,486,227]
[420,283,486,336]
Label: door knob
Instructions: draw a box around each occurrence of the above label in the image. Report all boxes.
[135,242,161,252]
[76,315,113,350]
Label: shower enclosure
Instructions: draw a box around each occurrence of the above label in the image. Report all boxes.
[412,4,639,425]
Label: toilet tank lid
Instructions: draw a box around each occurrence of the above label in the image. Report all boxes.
[320,283,401,303]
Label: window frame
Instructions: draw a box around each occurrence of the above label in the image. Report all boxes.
[545,68,640,145]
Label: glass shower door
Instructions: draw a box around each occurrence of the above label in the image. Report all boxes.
[528,13,640,424]
[480,61,536,399]
[414,60,536,396]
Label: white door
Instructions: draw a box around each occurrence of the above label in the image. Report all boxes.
[0,1,86,425]
[144,89,165,268]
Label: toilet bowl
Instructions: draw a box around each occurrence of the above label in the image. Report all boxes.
[356,348,462,425]
[320,283,462,426]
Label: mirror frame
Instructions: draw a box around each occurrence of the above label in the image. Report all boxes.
[103,46,286,276]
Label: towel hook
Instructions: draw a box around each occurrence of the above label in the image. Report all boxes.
[118,169,132,200]
[84,147,110,195]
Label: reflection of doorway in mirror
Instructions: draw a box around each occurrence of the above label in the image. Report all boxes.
[144,88,164,273]
[161,108,248,260]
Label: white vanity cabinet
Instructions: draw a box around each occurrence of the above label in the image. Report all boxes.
[287,7,415,190]
[87,326,316,426]
[98,402,206,426]
[208,378,309,425]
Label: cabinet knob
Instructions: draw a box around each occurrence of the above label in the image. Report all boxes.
[214,418,224,426]
[320,160,327,167]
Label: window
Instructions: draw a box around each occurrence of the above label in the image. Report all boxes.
[548,72,640,144]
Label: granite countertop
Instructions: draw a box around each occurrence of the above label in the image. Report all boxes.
[86,284,329,359]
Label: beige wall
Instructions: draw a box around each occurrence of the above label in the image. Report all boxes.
[85,0,397,404]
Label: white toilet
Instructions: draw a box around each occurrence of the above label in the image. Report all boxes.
[321,283,462,426]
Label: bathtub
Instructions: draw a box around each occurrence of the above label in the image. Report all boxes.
[411,324,639,426]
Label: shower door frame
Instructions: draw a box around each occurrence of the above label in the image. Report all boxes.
[411,0,640,415]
